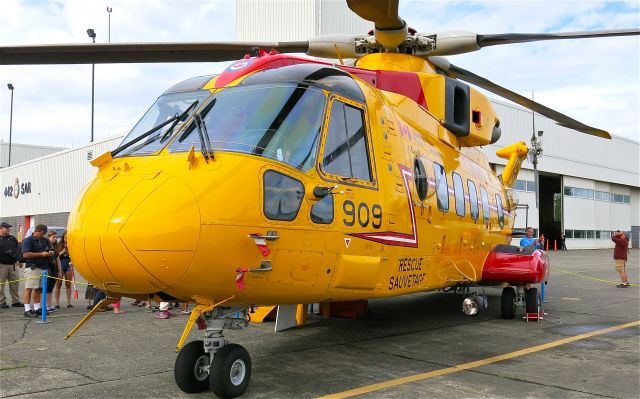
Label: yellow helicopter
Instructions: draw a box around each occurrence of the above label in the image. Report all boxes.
[2,0,638,397]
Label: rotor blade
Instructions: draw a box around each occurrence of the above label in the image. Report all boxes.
[477,29,640,48]
[428,57,611,139]
[346,0,403,30]
[346,0,407,50]
[0,41,309,65]
[412,29,640,57]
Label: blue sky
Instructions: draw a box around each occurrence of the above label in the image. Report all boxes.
[0,0,638,148]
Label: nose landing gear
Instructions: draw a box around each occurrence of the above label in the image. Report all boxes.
[174,304,251,398]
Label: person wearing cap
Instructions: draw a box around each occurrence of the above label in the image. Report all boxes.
[21,224,55,317]
[612,230,630,288]
[0,222,23,309]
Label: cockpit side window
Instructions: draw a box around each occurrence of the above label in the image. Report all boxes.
[321,99,372,182]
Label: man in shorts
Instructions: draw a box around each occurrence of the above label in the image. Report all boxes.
[612,230,630,288]
[22,224,55,317]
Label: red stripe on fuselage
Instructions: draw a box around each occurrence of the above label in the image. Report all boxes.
[349,164,419,248]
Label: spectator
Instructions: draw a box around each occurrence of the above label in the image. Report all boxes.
[560,232,568,251]
[520,227,545,250]
[44,231,60,312]
[112,297,126,314]
[612,230,630,288]
[53,232,73,308]
[21,224,54,317]
[85,284,96,309]
[0,222,23,309]
[156,301,175,319]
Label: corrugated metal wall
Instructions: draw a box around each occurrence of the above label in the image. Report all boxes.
[236,0,370,41]
[320,0,370,36]
[0,142,65,168]
[236,0,317,41]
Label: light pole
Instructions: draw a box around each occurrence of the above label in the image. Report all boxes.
[87,29,96,142]
[107,7,112,43]
[7,83,14,167]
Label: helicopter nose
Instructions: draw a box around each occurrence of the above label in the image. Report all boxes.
[69,174,200,293]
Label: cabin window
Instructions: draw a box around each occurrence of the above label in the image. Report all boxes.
[468,179,479,221]
[263,170,304,221]
[433,162,449,212]
[310,195,334,224]
[452,172,465,217]
[322,100,371,181]
[414,158,428,201]
[495,194,504,228]
[480,187,490,224]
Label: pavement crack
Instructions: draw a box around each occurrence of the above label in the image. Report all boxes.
[31,366,99,382]
[0,369,174,398]
[0,319,31,349]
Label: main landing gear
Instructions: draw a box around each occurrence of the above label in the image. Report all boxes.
[500,285,541,319]
[174,306,251,399]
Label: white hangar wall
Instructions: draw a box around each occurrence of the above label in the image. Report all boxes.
[236,0,371,41]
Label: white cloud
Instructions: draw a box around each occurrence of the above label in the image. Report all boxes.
[0,0,638,149]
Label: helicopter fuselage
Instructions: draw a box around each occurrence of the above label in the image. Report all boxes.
[68,52,520,306]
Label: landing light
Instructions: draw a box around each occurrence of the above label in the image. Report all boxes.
[462,297,479,316]
[462,293,488,316]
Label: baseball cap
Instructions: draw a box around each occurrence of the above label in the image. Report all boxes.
[34,224,48,232]
[0,222,11,228]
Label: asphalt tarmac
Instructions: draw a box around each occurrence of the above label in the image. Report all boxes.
[1,249,638,398]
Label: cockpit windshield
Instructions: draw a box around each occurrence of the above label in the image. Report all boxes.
[116,90,211,157]
[169,84,326,172]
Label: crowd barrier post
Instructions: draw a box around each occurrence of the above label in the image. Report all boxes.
[36,270,52,324]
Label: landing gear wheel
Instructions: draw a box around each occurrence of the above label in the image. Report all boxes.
[174,340,210,393]
[525,287,540,314]
[500,287,516,319]
[210,344,252,399]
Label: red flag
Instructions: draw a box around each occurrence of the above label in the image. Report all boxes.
[236,268,248,290]
[71,266,79,299]
[249,234,270,257]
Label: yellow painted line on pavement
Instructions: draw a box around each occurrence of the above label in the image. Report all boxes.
[316,320,640,399]
[553,267,640,286]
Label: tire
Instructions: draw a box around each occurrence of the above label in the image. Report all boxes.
[525,287,540,314]
[174,340,210,393]
[210,344,252,399]
[500,287,516,319]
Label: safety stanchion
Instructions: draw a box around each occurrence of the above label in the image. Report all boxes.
[545,240,549,251]
[554,240,557,251]
[36,270,52,324]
